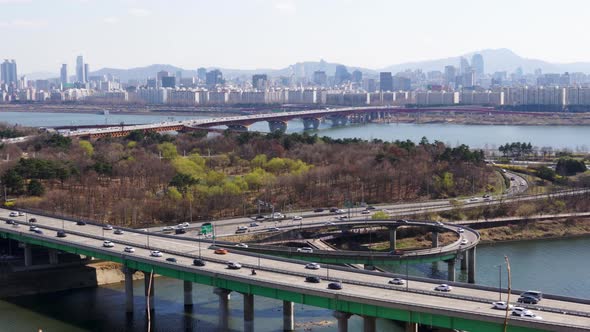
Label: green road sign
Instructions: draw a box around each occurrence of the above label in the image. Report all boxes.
[201,224,212,234]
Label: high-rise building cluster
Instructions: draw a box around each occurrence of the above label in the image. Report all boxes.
[3,53,590,109]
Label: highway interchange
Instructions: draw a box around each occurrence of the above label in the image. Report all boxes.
[2,208,590,331]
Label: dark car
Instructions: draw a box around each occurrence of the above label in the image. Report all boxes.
[34,229,43,234]
[328,282,343,290]
[313,208,324,213]
[305,276,321,283]
[520,290,543,301]
[517,295,539,304]
[76,221,86,226]
[389,249,405,256]
[175,228,186,234]
[366,206,376,210]
[5,220,14,225]
[56,230,67,238]
[29,218,37,223]
[193,259,206,266]
[202,222,212,227]
[254,215,266,221]
[166,257,177,263]
[328,207,339,213]
[114,229,124,235]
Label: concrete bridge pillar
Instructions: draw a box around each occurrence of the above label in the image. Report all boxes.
[214,288,231,330]
[144,271,155,312]
[460,251,468,271]
[123,267,135,313]
[405,322,418,332]
[468,247,477,284]
[48,249,59,265]
[303,118,320,130]
[268,121,288,133]
[183,281,193,307]
[243,293,254,332]
[283,300,294,331]
[333,311,352,332]
[431,231,439,248]
[447,259,456,282]
[388,227,397,251]
[363,315,376,332]
[23,243,32,267]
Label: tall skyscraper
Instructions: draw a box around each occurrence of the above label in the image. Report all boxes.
[444,65,457,86]
[197,68,207,81]
[252,74,268,90]
[60,64,69,84]
[76,56,86,83]
[460,57,470,75]
[334,65,350,85]
[379,72,393,91]
[471,54,484,76]
[313,71,327,86]
[1,59,18,85]
[351,70,363,83]
[84,63,89,83]
[205,69,223,87]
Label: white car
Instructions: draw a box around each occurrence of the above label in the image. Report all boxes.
[467,197,479,202]
[18,212,25,216]
[103,225,113,230]
[457,228,464,233]
[434,284,452,292]
[237,226,248,231]
[9,212,18,217]
[150,250,163,257]
[324,222,335,226]
[492,301,513,310]
[124,246,135,253]
[305,263,321,270]
[292,216,303,221]
[512,307,530,316]
[235,243,249,248]
[361,210,371,215]
[181,222,190,228]
[519,312,543,320]
[227,262,242,269]
[103,240,115,248]
[297,247,313,253]
[388,278,406,285]
[460,239,468,245]
[163,226,174,232]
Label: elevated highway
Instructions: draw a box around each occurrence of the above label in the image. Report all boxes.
[1,208,590,331]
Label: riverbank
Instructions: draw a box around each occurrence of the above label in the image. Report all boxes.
[476,217,590,244]
[377,112,590,126]
[0,104,245,117]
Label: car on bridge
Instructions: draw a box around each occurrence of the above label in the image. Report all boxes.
[8,211,18,217]
[267,227,280,232]
[175,228,186,234]
[313,208,324,213]
[162,226,174,232]
[297,247,313,253]
[492,301,514,310]
[389,249,404,256]
[114,229,124,235]
[292,215,303,221]
[512,307,542,320]
[103,225,113,230]
[18,212,25,216]
[361,210,371,215]
[517,295,539,304]
[124,246,135,253]
[193,259,206,266]
[227,262,242,270]
[457,228,464,233]
[150,250,163,257]
[305,263,320,270]
[56,230,67,238]
[29,225,38,232]
[5,220,14,225]
[34,229,43,234]
[166,257,177,263]
[460,239,469,245]
[28,218,37,223]
[520,290,543,301]
[235,243,248,248]
[305,276,321,283]
[76,221,86,226]
[388,278,406,285]
[328,282,343,290]
[103,241,115,248]
[250,222,260,227]
[434,284,452,292]
[215,248,228,255]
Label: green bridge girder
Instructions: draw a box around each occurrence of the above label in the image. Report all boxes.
[0,230,550,332]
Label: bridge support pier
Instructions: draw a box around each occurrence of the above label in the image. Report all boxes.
[363,315,376,332]
[468,247,477,284]
[431,231,439,248]
[214,288,231,330]
[268,121,288,133]
[243,293,254,332]
[333,311,351,332]
[447,259,456,282]
[405,322,418,332]
[123,267,135,313]
[144,271,155,312]
[388,227,397,250]
[303,118,320,130]
[23,243,32,267]
[460,251,468,271]
[48,249,58,265]
[330,116,348,127]
[227,124,249,132]
[183,281,193,307]
[283,300,294,331]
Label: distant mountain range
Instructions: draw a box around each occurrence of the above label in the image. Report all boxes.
[25,49,590,81]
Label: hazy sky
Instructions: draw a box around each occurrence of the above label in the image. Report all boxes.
[3,0,590,73]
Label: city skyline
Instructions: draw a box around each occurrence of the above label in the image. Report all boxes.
[3,0,590,73]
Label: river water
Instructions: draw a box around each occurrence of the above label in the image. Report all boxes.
[1,111,590,150]
[0,111,589,330]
